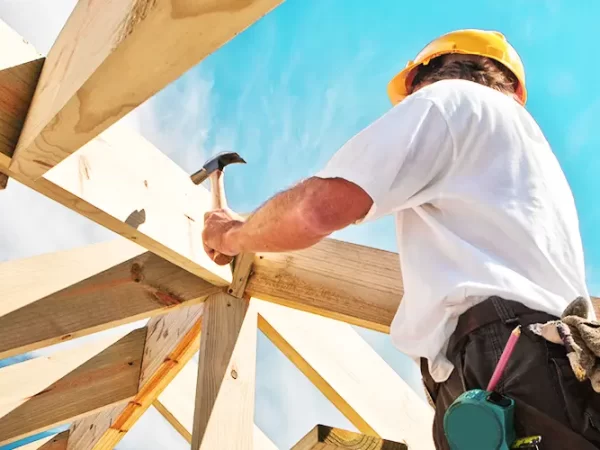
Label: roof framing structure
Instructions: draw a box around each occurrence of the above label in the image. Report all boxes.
[0,3,595,449]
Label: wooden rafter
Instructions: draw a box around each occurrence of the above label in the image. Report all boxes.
[292,425,407,450]
[0,240,220,360]
[192,294,258,449]
[256,299,434,449]
[0,328,145,446]
[0,19,43,190]
[247,238,403,332]
[10,0,285,180]
[153,358,277,449]
[1,126,233,285]
[0,24,231,286]
[67,305,205,449]
[248,238,600,331]
[0,239,143,317]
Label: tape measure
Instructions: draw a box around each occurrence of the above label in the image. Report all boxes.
[444,389,516,450]
[444,390,541,449]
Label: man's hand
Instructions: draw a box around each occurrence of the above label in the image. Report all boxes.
[202,208,244,265]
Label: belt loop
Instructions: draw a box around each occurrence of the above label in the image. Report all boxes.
[491,296,519,326]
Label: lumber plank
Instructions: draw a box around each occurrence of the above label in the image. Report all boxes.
[192,293,257,449]
[0,22,231,286]
[153,359,276,449]
[256,300,433,449]
[0,328,145,446]
[247,238,403,332]
[248,238,600,332]
[0,238,143,317]
[291,425,407,450]
[0,243,220,360]
[0,119,231,285]
[228,252,256,298]
[0,19,44,189]
[10,0,285,180]
[0,22,231,285]
[67,304,205,449]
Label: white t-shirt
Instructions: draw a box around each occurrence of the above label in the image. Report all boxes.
[315,79,590,383]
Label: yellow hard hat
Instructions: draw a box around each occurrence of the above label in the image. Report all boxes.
[387,29,527,105]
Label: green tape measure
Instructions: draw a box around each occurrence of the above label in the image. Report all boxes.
[444,390,542,449]
[444,389,516,450]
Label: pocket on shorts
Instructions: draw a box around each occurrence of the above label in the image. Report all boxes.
[550,353,600,444]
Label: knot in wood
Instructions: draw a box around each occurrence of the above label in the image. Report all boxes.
[130,263,144,283]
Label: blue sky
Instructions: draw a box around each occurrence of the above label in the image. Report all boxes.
[1,0,599,448]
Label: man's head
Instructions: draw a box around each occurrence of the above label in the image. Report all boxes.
[409,53,520,100]
[387,29,527,106]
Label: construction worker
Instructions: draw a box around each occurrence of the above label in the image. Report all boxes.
[202,29,600,449]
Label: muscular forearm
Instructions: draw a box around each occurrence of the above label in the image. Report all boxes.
[225,180,329,253]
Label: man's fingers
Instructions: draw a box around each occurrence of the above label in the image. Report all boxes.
[213,252,233,266]
[203,243,215,260]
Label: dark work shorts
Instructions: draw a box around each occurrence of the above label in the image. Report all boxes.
[421,296,600,450]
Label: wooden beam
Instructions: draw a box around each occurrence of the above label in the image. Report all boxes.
[247,238,403,332]
[248,238,600,332]
[228,252,256,298]
[2,125,232,285]
[0,19,44,189]
[153,358,276,449]
[292,425,407,450]
[0,328,145,446]
[0,238,143,317]
[256,299,433,449]
[67,304,205,449]
[192,294,258,449]
[0,24,231,286]
[0,240,220,359]
[10,0,285,180]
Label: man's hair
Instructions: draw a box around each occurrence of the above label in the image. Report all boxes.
[409,54,518,96]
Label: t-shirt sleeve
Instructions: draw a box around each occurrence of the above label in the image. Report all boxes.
[314,97,455,223]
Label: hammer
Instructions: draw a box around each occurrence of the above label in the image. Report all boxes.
[190,151,246,264]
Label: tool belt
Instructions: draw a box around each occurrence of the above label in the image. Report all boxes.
[421,296,557,407]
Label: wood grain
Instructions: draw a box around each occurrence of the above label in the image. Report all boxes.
[0,23,232,285]
[247,238,403,332]
[0,19,44,189]
[10,0,285,179]
[0,124,232,285]
[153,359,276,449]
[249,238,600,332]
[0,328,145,446]
[68,305,205,450]
[228,252,256,298]
[292,425,407,450]
[0,239,144,317]
[192,293,257,449]
[257,299,433,449]
[0,245,219,359]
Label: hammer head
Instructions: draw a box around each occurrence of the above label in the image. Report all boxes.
[190,151,246,185]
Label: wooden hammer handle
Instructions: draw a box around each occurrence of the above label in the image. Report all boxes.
[209,170,227,210]
[208,170,233,265]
